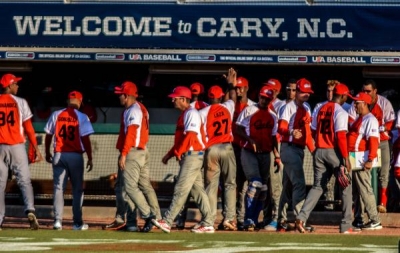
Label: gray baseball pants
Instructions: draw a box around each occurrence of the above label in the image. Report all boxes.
[52,152,84,225]
[123,148,160,219]
[296,148,353,233]
[278,143,306,222]
[0,143,35,225]
[163,151,213,227]
[204,143,237,223]
[353,169,380,223]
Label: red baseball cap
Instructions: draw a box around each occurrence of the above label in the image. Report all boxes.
[168,86,192,99]
[333,83,350,95]
[259,85,274,99]
[265,78,281,92]
[68,91,83,102]
[208,85,225,99]
[296,78,314,94]
[1,73,22,88]
[114,81,138,97]
[190,82,204,95]
[350,92,372,104]
[236,77,248,87]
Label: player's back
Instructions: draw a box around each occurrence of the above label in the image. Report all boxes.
[0,94,30,145]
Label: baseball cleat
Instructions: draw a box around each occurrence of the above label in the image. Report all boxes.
[191,225,215,233]
[102,220,126,230]
[53,220,62,230]
[27,212,39,230]
[222,220,237,231]
[73,223,89,230]
[151,219,171,233]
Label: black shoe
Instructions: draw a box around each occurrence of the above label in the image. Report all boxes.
[102,220,125,230]
[176,217,186,230]
[351,220,364,231]
[141,217,155,232]
[237,221,244,231]
[362,221,382,230]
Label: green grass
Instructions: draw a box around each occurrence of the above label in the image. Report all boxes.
[0,229,398,252]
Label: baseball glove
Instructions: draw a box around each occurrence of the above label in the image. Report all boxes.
[336,165,351,188]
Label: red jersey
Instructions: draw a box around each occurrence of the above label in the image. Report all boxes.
[44,107,94,153]
[116,102,149,152]
[312,101,348,149]
[170,107,206,157]
[0,94,33,145]
[278,100,313,149]
[199,100,234,149]
[232,99,256,146]
[236,104,277,152]
[348,113,380,152]
[348,95,395,141]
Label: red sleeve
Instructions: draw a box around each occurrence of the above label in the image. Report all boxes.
[368,136,379,160]
[306,135,315,153]
[175,131,198,157]
[121,125,139,156]
[278,120,290,136]
[81,135,93,160]
[336,130,348,158]
[385,120,394,132]
[23,119,37,146]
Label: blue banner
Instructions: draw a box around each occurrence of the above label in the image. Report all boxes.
[0,3,399,52]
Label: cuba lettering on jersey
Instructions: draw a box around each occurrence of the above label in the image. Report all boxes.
[199,100,234,149]
[44,107,94,153]
[312,101,348,149]
[237,104,277,152]
[116,102,149,150]
[174,107,205,154]
[0,94,32,145]
[348,113,380,152]
[190,100,209,110]
[279,100,312,146]
[348,95,395,141]
[232,99,256,146]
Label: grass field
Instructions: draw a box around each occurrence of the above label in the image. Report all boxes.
[0,228,399,252]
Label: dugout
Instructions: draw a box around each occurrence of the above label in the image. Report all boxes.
[2,0,400,210]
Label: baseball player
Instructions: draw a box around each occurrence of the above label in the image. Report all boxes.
[0,73,43,230]
[348,80,395,214]
[295,84,354,234]
[313,80,351,211]
[190,82,209,110]
[277,78,315,232]
[152,86,214,233]
[236,86,280,231]
[114,81,160,233]
[262,78,285,231]
[348,92,382,230]
[44,91,94,230]
[199,83,237,230]
[175,82,209,230]
[230,74,256,230]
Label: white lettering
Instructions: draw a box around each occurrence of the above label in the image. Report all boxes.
[326,18,346,38]
[153,17,172,36]
[122,17,152,36]
[13,16,42,35]
[63,16,81,35]
[103,17,122,36]
[82,16,101,36]
[197,18,216,37]
[297,18,320,38]
[240,18,263,37]
[43,16,63,35]
[262,18,284,38]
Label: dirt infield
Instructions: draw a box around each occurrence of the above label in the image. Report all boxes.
[3,216,400,236]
